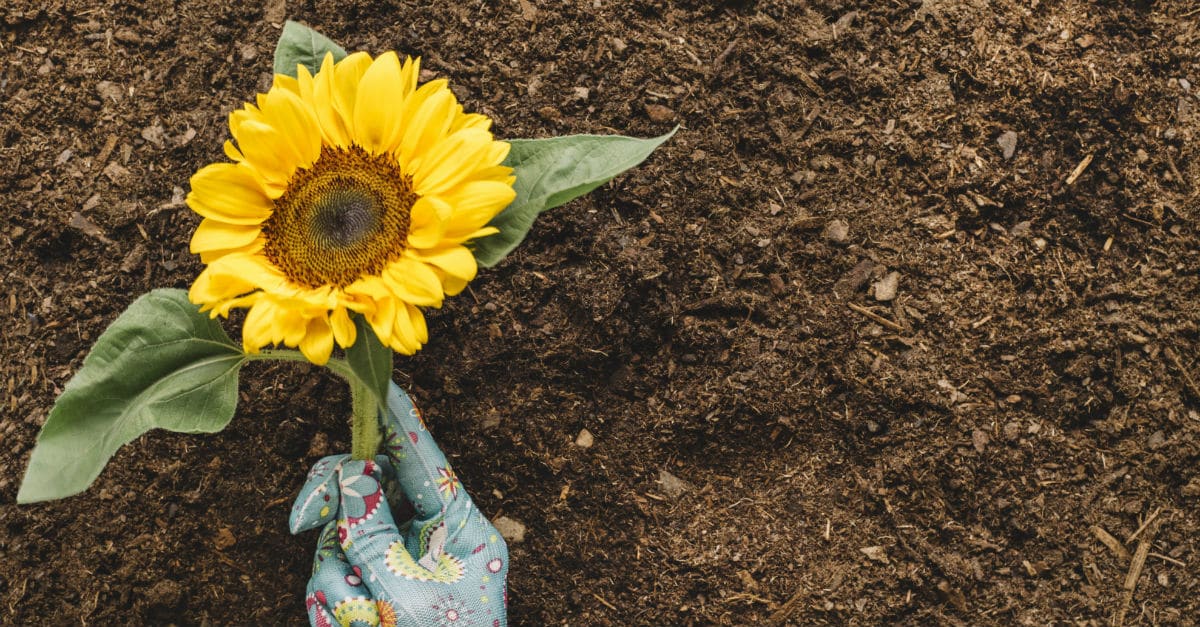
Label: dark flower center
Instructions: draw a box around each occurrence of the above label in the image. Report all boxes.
[263,145,416,288]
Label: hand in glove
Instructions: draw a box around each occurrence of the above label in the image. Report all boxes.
[291,382,509,627]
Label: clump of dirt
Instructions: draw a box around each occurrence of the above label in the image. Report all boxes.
[2,1,1199,625]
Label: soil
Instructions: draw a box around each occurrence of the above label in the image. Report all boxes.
[2,0,1200,625]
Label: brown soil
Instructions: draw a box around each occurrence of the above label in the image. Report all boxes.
[3,1,1200,625]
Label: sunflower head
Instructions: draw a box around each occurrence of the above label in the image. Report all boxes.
[186,51,516,364]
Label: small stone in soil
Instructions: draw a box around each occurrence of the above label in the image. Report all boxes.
[972,429,989,453]
[645,103,675,122]
[872,271,900,301]
[144,579,184,608]
[769,273,787,295]
[96,80,123,102]
[823,219,849,243]
[68,212,113,244]
[493,516,526,543]
[659,470,692,499]
[575,428,594,448]
[860,545,889,564]
[834,259,878,296]
[997,130,1018,160]
[307,432,331,458]
[214,527,236,550]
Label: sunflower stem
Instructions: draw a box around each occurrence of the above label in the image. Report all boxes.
[349,376,382,460]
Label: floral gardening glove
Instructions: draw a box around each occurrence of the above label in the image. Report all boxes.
[290,383,509,627]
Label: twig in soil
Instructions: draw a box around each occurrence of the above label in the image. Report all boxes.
[767,586,810,626]
[796,106,821,142]
[1112,515,1161,627]
[591,593,618,612]
[1163,347,1200,402]
[1065,153,1094,186]
[723,592,779,608]
[1148,552,1186,568]
[1090,525,1130,562]
[1165,149,1189,192]
[1082,465,1128,509]
[848,303,905,332]
[1125,506,1162,545]
[1121,212,1157,228]
[708,39,738,76]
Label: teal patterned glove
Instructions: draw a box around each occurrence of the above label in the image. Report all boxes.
[290,383,509,627]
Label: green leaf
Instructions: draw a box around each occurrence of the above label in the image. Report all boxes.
[472,127,677,268]
[17,289,245,503]
[344,314,392,410]
[273,20,347,79]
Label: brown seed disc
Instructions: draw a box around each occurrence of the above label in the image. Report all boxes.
[263,145,416,288]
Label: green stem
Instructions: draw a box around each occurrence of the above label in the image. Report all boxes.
[245,349,381,460]
[349,376,382,460]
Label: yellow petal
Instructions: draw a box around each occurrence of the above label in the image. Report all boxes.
[223,140,245,162]
[441,180,517,238]
[343,276,394,322]
[464,166,517,187]
[330,306,357,348]
[259,87,321,170]
[406,303,428,344]
[312,52,350,147]
[380,272,440,308]
[406,196,451,249]
[229,105,262,140]
[397,80,455,166]
[189,265,255,307]
[211,292,262,317]
[273,72,301,96]
[399,56,420,99]
[352,52,406,154]
[460,226,501,240]
[295,64,315,100]
[241,300,277,353]
[234,119,299,189]
[386,257,445,307]
[344,275,390,302]
[332,52,374,136]
[300,315,334,365]
[410,246,477,281]
[439,273,469,297]
[190,219,261,254]
[198,237,264,265]
[449,111,492,134]
[413,128,494,196]
[366,294,397,347]
[187,163,272,225]
[206,252,291,295]
[484,140,511,166]
[389,302,421,354]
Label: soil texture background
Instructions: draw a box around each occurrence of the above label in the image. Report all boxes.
[2,0,1200,625]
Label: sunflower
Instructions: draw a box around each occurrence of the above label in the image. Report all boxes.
[187,51,515,364]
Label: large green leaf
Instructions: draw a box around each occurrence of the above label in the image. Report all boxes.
[17,289,245,503]
[273,20,347,78]
[472,128,678,267]
[344,315,391,411]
